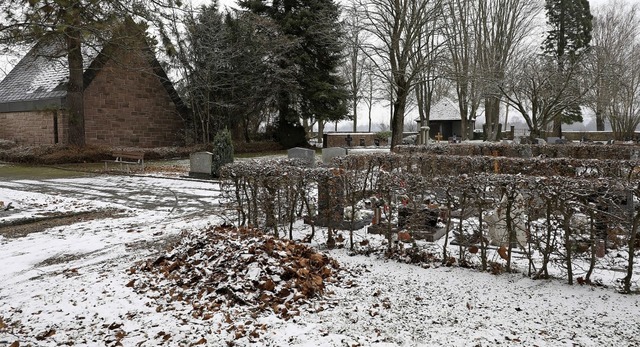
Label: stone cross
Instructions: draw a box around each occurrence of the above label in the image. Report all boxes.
[435,132,443,142]
[345,134,353,147]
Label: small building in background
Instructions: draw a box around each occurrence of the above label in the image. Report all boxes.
[427,97,468,140]
[0,21,187,147]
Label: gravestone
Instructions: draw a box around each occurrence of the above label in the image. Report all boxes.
[287,147,316,167]
[322,147,347,165]
[359,138,366,146]
[519,146,533,158]
[345,134,353,147]
[485,193,528,248]
[189,151,213,179]
[535,138,547,145]
[316,174,345,228]
[547,136,560,144]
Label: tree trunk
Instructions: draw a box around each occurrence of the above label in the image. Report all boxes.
[353,98,358,132]
[484,97,501,141]
[390,81,409,149]
[317,119,325,144]
[595,110,605,132]
[66,30,85,147]
[552,116,562,138]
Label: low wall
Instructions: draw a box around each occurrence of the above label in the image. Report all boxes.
[323,133,388,148]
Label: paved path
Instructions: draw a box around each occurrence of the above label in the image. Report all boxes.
[0,171,227,286]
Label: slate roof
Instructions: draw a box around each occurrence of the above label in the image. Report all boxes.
[0,39,100,112]
[429,97,461,121]
[0,30,186,115]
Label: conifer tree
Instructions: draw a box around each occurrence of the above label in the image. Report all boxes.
[240,0,349,147]
[543,0,593,136]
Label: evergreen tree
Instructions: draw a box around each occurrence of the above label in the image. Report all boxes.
[211,128,234,178]
[543,0,593,135]
[240,0,349,147]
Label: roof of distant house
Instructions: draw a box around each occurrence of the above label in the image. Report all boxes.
[428,97,461,121]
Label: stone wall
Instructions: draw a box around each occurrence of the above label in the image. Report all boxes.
[324,133,388,148]
[0,110,67,145]
[83,45,184,148]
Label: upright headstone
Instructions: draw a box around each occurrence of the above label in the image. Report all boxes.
[287,147,316,167]
[189,151,213,179]
[317,173,344,227]
[322,147,347,165]
[535,138,547,145]
[547,136,560,144]
[345,134,353,147]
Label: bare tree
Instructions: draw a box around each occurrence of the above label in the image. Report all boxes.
[442,0,482,141]
[342,1,369,133]
[608,43,640,140]
[361,61,381,132]
[500,53,587,139]
[474,0,541,141]
[585,1,640,132]
[413,7,448,136]
[359,0,443,148]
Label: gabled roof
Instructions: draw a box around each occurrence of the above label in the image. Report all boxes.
[0,38,101,112]
[429,97,461,121]
[0,25,186,115]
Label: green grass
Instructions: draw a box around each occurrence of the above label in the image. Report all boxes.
[0,164,93,180]
[235,150,289,159]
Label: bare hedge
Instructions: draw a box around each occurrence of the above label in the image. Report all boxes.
[220,149,640,293]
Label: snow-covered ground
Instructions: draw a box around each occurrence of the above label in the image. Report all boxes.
[1,172,639,346]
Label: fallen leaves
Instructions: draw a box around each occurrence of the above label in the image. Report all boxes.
[35,328,56,340]
[129,224,343,339]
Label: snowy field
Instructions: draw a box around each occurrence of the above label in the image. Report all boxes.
[1,172,639,346]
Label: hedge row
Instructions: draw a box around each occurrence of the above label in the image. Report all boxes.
[394,143,640,160]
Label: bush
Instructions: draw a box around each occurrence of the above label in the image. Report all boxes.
[274,122,307,148]
[233,141,284,154]
[211,129,234,178]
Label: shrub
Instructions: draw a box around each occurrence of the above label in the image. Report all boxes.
[211,129,234,178]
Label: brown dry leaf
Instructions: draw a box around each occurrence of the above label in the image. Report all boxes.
[9,342,19,347]
[297,268,310,278]
[191,337,207,345]
[115,330,127,340]
[309,253,325,265]
[0,317,6,330]
[311,275,323,287]
[298,258,310,268]
[35,328,56,340]
[261,279,276,292]
[108,322,123,330]
[125,279,136,288]
[497,246,508,260]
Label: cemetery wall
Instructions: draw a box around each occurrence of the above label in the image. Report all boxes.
[324,133,387,148]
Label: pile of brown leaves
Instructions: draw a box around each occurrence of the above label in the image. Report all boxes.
[129,224,341,321]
